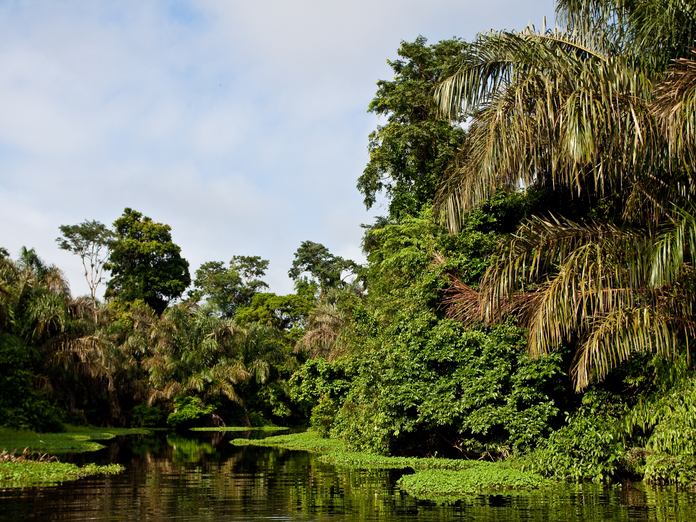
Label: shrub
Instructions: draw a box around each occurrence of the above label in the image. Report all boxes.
[166,397,214,429]
[530,391,626,482]
[131,403,165,428]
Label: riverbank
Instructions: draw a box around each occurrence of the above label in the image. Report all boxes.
[230,430,551,502]
[0,425,152,454]
[0,451,123,488]
[0,425,150,488]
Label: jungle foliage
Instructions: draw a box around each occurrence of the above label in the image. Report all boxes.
[3,0,696,491]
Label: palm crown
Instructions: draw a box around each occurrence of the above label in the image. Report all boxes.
[436,0,696,389]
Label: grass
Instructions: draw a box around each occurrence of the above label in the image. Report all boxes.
[0,425,151,454]
[189,426,289,432]
[231,430,550,501]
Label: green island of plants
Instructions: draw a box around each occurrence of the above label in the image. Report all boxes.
[0,448,124,488]
[231,431,549,500]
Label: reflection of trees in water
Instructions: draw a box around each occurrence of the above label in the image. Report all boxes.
[9,436,695,521]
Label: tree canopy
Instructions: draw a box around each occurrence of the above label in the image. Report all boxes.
[105,208,190,314]
[358,36,467,220]
[288,241,360,294]
[190,256,269,318]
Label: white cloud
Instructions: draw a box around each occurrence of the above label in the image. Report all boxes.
[0,0,555,298]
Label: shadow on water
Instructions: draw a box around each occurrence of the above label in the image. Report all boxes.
[1,430,695,521]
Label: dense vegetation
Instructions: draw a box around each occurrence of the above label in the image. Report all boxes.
[2,0,696,489]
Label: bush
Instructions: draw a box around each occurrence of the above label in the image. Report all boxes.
[131,403,165,428]
[310,397,339,438]
[626,372,696,486]
[166,397,214,429]
[530,391,626,482]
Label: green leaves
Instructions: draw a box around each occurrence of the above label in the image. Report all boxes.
[105,208,190,314]
[166,396,215,429]
[359,36,467,220]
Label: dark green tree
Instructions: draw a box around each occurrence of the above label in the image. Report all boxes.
[357,36,467,220]
[235,292,314,334]
[190,256,269,318]
[56,220,115,309]
[105,208,190,314]
[288,241,360,294]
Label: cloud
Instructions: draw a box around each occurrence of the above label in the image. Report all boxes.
[0,0,555,298]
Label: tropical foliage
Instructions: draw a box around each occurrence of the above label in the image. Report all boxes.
[3,0,696,491]
[435,0,696,392]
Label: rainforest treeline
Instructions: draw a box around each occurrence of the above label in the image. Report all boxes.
[3,0,696,485]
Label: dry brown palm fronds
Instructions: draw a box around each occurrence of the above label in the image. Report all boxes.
[652,48,696,152]
[0,448,59,463]
[440,275,484,324]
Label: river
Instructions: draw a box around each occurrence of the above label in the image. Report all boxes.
[1,430,694,521]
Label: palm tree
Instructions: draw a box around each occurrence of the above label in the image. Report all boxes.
[144,303,247,406]
[297,286,362,361]
[435,1,696,389]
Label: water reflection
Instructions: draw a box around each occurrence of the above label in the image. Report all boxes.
[0,430,694,521]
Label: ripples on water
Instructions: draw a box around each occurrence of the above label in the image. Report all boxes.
[1,430,695,521]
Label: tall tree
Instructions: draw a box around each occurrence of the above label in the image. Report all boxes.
[56,220,115,311]
[190,256,269,318]
[358,36,467,220]
[105,208,190,314]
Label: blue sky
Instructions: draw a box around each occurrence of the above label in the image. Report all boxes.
[0,0,555,297]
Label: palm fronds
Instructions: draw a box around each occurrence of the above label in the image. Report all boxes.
[443,211,696,390]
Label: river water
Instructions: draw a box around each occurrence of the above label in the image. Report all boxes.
[1,430,695,521]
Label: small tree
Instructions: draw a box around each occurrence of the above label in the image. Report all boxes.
[56,220,115,310]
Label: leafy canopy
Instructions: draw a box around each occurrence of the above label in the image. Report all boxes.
[288,241,360,295]
[358,36,467,220]
[190,256,269,318]
[105,208,190,314]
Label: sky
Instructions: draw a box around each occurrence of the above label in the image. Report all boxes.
[0,0,556,298]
